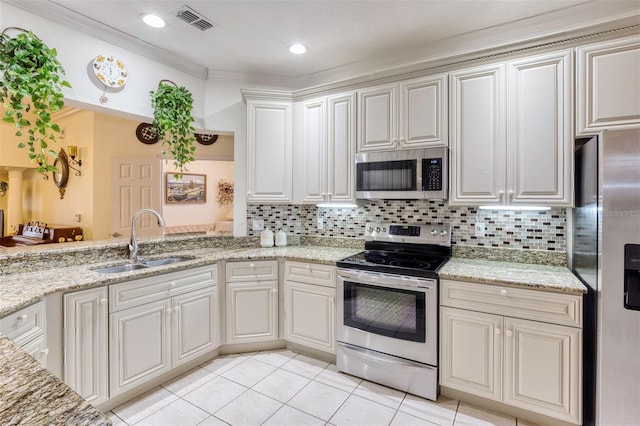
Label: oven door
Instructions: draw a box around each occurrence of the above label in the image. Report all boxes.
[337,268,437,366]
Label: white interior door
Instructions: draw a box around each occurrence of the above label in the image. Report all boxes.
[110,157,161,238]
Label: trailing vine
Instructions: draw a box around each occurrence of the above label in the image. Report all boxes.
[150,80,196,175]
[0,28,71,173]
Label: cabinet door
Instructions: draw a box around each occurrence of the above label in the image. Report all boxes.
[246,99,293,202]
[110,300,171,397]
[64,287,108,405]
[504,317,582,424]
[449,64,507,204]
[399,74,448,148]
[577,35,640,134]
[226,280,278,344]
[300,98,328,203]
[507,50,573,206]
[284,280,336,353]
[172,286,219,367]
[357,84,397,152]
[19,333,48,368]
[440,307,502,401]
[327,92,356,203]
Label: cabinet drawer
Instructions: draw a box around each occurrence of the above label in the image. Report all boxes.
[285,261,335,287]
[110,265,217,312]
[0,300,46,341]
[440,280,582,328]
[226,260,278,282]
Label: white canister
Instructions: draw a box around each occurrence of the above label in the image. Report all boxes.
[275,230,287,247]
[260,228,274,247]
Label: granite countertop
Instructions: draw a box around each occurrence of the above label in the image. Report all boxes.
[440,257,587,294]
[0,335,109,425]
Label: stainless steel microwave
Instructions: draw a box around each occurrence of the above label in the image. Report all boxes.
[355,147,448,200]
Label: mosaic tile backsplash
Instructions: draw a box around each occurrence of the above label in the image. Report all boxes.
[247,200,566,252]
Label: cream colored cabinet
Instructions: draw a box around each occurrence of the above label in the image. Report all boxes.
[110,299,171,397]
[283,261,336,353]
[357,74,448,152]
[225,260,278,344]
[440,279,582,424]
[576,35,640,135]
[109,265,218,398]
[0,300,48,368]
[63,287,109,405]
[245,95,293,203]
[294,92,356,204]
[450,50,573,206]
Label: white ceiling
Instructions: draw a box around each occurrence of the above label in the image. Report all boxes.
[5,0,640,87]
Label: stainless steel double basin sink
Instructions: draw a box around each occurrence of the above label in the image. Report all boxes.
[91,256,194,274]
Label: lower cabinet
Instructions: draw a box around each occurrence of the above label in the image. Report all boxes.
[225,260,279,344]
[0,300,49,368]
[63,287,109,405]
[63,264,219,402]
[109,266,218,397]
[283,261,336,353]
[440,279,582,424]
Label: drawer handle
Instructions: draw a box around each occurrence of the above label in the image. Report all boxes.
[174,306,180,312]
[40,348,49,356]
[167,307,172,314]
[17,314,28,322]
[250,263,255,268]
[495,328,501,335]
[170,282,176,288]
[272,288,278,294]
[100,298,107,305]
[500,289,508,296]
[506,330,513,337]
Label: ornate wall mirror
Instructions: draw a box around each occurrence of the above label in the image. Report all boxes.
[52,148,70,199]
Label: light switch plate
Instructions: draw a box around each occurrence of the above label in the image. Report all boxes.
[317,217,324,230]
[475,222,485,237]
[252,219,264,231]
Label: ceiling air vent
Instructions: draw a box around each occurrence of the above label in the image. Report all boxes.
[175,6,215,31]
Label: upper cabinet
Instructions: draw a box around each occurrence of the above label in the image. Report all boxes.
[245,96,293,203]
[576,35,640,135]
[293,92,356,204]
[450,50,573,206]
[357,74,448,152]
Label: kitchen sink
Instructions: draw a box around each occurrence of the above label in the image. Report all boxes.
[91,263,150,274]
[141,256,194,267]
[90,256,194,273]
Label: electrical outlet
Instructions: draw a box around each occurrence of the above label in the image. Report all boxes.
[317,217,324,230]
[475,222,485,237]
[252,219,264,231]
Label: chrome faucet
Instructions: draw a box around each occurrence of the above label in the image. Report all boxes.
[129,209,166,261]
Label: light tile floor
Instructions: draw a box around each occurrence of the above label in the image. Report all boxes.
[107,349,537,426]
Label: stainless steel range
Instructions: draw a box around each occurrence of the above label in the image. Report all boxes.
[336,222,451,401]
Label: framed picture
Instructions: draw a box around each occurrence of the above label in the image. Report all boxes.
[165,173,207,204]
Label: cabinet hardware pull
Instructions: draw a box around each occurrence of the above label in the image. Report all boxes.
[41,348,49,356]
[174,306,180,312]
[17,314,28,322]
[500,289,508,296]
[498,190,505,202]
[100,299,107,305]
[506,330,513,337]
[167,308,172,314]
[495,328,502,335]
[250,263,255,268]
[508,190,514,202]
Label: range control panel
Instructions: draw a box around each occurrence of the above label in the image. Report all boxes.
[364,222,451,246]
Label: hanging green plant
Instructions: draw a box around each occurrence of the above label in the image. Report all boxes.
[150,79,196,176]
[0,27,71,174]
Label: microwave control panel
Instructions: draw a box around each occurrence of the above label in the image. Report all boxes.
[423,158,443,191]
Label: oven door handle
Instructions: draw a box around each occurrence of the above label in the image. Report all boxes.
[338,268,436,290]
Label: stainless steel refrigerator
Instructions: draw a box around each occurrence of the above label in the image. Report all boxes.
[573,129,640,426]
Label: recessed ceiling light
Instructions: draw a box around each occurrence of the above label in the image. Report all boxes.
[141,13,166,28]
[288,43,307,55]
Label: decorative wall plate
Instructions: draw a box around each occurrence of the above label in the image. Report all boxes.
[196,133,219,145]
[92,54,128,88]
[136,122,159,144]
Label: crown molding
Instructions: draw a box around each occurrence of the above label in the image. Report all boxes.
[2,0,208,80]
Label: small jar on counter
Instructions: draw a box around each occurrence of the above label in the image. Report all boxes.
[275,230,287,247]
[260,228,274,247]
